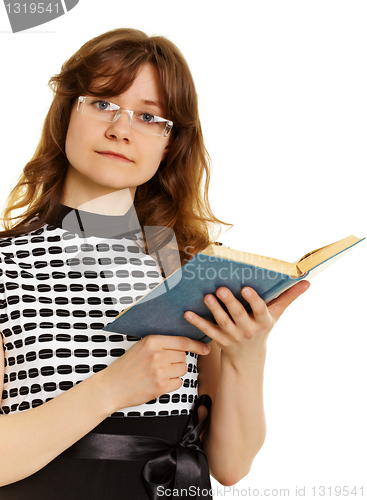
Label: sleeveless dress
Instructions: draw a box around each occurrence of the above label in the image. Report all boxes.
[0,205,211,499]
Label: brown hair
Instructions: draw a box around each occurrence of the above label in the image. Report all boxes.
[0,28,229,262]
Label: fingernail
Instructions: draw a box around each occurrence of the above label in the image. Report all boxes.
[242,288,252,298]
[205,295,215,305]
[217,289,228,299]
[203,345,210,354]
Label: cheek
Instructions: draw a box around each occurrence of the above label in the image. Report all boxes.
[140,138,168,168]
[64,130,75,164]
[65,120,92,165]
[148,148,168,175]
[65,120,81,163]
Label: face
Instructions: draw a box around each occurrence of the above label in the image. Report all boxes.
[63,63,170,209]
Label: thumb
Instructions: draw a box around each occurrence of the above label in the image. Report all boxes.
[268,280,311,321]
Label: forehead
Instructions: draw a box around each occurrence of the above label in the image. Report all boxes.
[90,64,166,111]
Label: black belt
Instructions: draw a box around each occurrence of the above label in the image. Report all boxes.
[62,394,213,499]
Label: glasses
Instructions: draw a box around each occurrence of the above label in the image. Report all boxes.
[77,96,173,137]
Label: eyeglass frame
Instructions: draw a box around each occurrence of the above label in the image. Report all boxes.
[76,96,174,138]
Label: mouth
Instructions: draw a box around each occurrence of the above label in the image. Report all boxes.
[96,151,133,162]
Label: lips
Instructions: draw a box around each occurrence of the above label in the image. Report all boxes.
[96,151,133,162]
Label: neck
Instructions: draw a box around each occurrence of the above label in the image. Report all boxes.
[63,188,136,216]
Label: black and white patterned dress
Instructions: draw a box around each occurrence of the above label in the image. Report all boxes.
[0,205,201,499]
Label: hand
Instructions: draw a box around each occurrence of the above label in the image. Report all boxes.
[99,335,210,413]
[184,281,310,364]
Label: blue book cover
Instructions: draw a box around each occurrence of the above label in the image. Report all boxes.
[102,235,365,343]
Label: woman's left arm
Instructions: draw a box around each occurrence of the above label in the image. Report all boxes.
[184,280,310,486]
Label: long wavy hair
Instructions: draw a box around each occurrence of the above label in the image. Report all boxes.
[0,28,229,263]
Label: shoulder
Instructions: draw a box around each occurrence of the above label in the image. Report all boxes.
[0,223,58,271]
[0,226,37,251]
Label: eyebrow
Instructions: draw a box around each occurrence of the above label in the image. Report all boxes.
[140,99,165,111]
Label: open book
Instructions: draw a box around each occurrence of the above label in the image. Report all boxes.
[102,235,365,343]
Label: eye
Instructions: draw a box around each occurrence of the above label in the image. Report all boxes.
[92,100,111,111]
[91,99,120,112]
[140,113,156,124]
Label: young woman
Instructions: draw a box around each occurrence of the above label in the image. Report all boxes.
[0,28,309,499]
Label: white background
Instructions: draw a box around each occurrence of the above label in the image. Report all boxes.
[1,1,366,498]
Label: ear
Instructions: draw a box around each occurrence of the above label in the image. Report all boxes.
[161,141,170,161]
[163,144,169,158]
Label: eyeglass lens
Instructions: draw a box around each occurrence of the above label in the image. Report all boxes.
[77,97,172,137]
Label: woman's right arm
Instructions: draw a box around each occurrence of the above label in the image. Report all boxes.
[0,332,112,486]
[0,333,210,487]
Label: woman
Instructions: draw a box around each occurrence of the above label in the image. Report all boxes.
[0,28,309,499]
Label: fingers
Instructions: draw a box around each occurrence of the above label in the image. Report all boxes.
[208,287,269,325]
[169,361,188,379]
[239,287,269,323]
[213,288,248,326]
[184,287,267,344]
[184,309,222,343]
[184,282,310,343]
[181,283,311,363]
[205,283,309,325]
[142,334,210,356]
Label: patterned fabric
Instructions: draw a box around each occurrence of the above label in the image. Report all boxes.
[0,207,199,417]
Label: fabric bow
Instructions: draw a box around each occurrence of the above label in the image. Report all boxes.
[141,393,212,499]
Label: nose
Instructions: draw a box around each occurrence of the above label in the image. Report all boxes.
[105,110,133,141]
